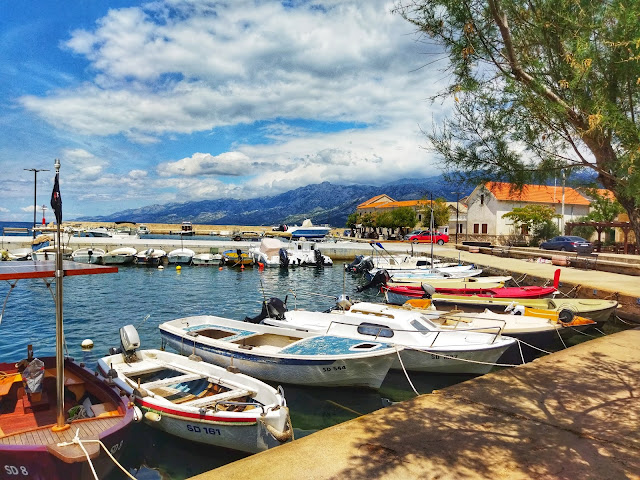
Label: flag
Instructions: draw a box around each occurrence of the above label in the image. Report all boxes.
[50,173,62,224]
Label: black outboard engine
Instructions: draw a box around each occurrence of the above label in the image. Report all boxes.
[358,258,374,273]
[279,248,289,268]
[244,297,288,324]
[314,248,323,267]
[356,269,391,292]
[345,255,364,272]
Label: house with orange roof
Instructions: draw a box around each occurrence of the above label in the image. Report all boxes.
[466,181,591,239]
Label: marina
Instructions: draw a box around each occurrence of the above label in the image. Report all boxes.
[1,225,639,479]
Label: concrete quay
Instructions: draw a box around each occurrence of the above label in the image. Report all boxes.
[190,327,640,480]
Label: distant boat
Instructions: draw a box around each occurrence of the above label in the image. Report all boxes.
[135,248,167,266]
[71,247,105,264]
[78,227,139,240]
[167,248,195,264]
[286,219,331,240]
[102,247,137,265]
[191,253,222,266]
[137,224,150,235]
[221,249,253,266]
[31,245,73,262]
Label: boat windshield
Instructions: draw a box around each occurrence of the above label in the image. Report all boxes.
[410,317,436,334]
[356,322,394,338]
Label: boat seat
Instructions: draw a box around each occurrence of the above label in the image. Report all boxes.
[180,388,254,409]
[0,373,21,397]
[141,373,206,389]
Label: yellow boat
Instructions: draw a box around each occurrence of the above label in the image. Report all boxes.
[221,249,253,266]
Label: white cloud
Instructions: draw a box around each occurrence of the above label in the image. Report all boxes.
[0,206,8,213]
[20,0,443,141]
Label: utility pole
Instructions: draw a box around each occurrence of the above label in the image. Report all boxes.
[452,191,463,245]
[24,167,49,239]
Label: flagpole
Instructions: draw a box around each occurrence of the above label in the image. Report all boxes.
[51,158,69,432]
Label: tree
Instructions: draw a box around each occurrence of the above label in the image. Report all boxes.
[419,197,450,228]
[502,204,560,245]
[390,207,418,237]
[583,188,624,222]
[395,0,640,249]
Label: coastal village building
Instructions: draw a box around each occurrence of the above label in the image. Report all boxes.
[466,182,590,241]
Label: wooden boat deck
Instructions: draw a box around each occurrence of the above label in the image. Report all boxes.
[0,416,123,446]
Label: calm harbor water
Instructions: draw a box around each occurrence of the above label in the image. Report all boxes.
[0,223,631,479]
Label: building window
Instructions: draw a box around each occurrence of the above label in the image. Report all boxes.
[457,224,463,234]
[418,214,422,222]
[481,224,488,234]
[480,194,485,205]
[473,224,479,234]
[520,225,529,235]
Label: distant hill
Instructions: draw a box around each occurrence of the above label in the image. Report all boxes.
[77,170,599,227]
[77,176,470,227]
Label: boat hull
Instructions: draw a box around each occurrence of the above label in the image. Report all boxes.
[0,358,133,480]
[161,331,394,389]
[393,343,512,374]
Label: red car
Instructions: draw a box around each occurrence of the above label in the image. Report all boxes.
[407,230,449,245]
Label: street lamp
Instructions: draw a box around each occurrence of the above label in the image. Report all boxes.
[24,167,49,238]
[452,191,463,245]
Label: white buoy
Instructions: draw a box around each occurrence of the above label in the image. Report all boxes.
[158,265,164,270]
[145,411,162,422]
[81,339,94,349]
[133,405,143,423]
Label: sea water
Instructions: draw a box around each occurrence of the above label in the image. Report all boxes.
[0,245,629,479]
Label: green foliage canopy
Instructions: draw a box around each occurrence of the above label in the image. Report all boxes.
[395,0,640,247]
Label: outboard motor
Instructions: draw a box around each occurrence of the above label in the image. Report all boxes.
[356,269,391,292]
[420,283,436,299]
[358,258,374,274]
[279,248,289,268]
[314,248,323,267]
[108,324,141,363]
[336,294,352,311]
[244,297,288,324]
[345,255,364,272]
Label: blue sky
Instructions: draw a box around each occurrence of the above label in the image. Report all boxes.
[0,0,451,221]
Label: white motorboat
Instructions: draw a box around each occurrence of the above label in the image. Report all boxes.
[159,315,400,389]
[78,226,139,240]
[251,298,516,374]
[71,247,105,264]
[102,247,137,265]
[135,248,167,266]
[98,325,293,453]
[6,248,32,260]
[249,238,285,267]
[31,245,73,262]
[137,224,150,235]
[286,219,331,240]
[285,240,333,267]
[191,253,222,265]
[167,248,195,264]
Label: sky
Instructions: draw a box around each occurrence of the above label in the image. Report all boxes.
[0,0,453,222]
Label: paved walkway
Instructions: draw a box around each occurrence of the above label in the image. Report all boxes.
[190,328,640,480]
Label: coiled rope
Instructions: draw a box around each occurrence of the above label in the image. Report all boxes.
[57,429,136,480]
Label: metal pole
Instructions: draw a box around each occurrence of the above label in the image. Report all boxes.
[52,158,68,432]
[452,191,462,245]
[24,168,49,239]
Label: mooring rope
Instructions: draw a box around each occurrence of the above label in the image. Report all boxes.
[57,429,136,480]
[395,346,419,396]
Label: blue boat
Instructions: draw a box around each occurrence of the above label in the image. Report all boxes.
[286,219,331,239]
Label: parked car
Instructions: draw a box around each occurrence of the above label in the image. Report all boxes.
[407,231,450,245]
[403,230,423,240]
[539,236,593,253]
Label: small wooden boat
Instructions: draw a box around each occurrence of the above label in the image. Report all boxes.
[387,275,512,289]
[98,326,293,453]
[0,260,134,480]
[159,315,400,389]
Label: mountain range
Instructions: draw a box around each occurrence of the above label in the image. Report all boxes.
[78,175,468,227]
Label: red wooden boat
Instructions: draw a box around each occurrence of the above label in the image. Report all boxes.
[384,270,561,305]
[0,261,136,480]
